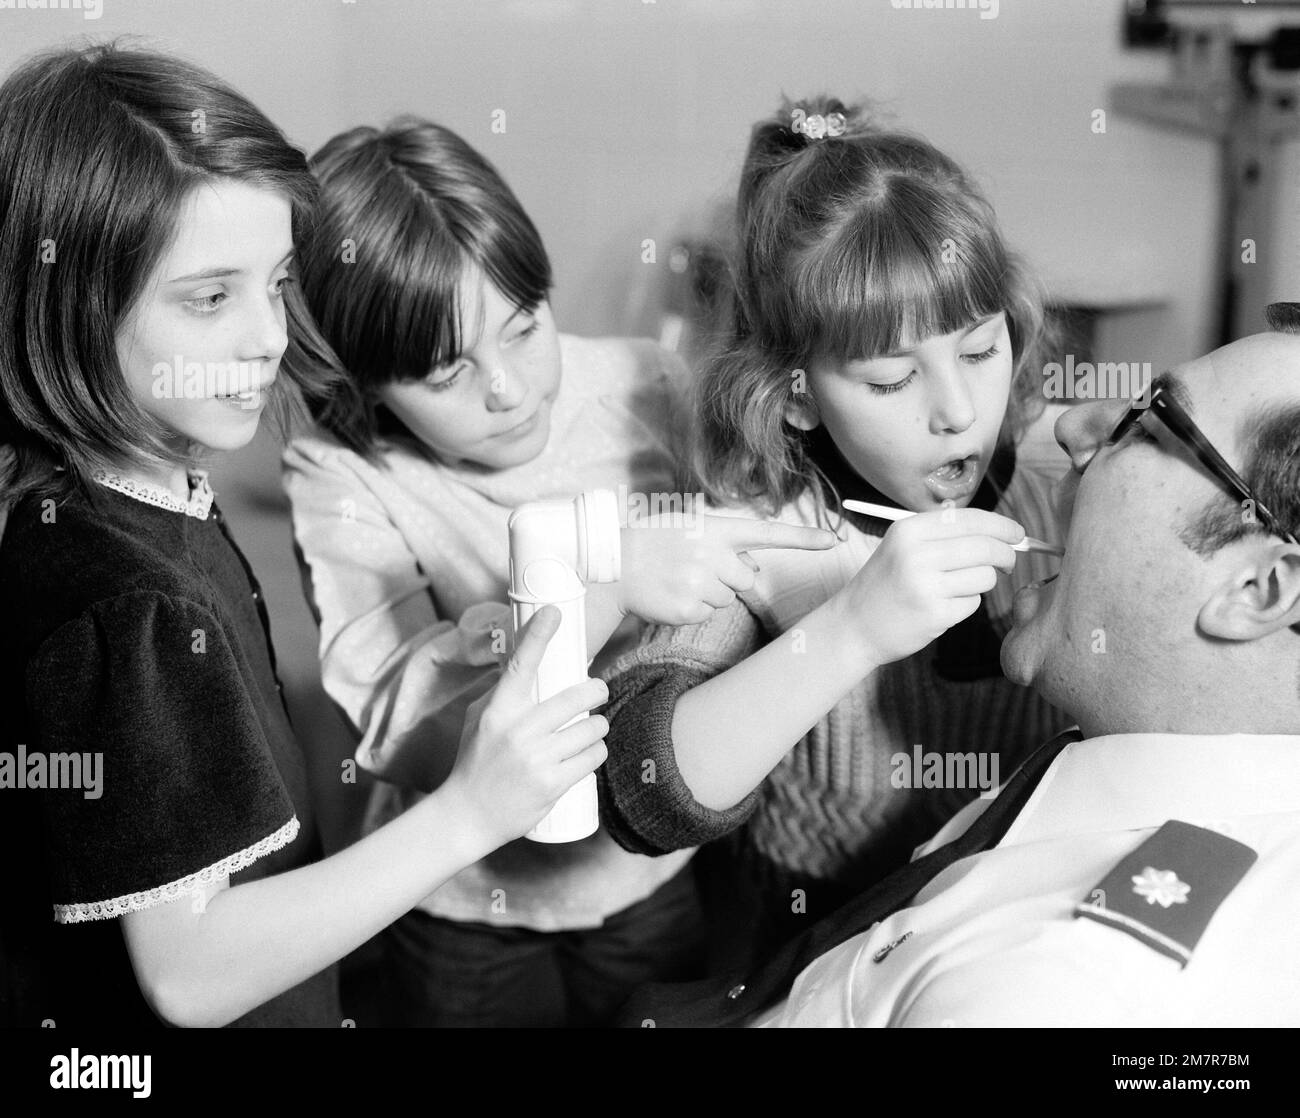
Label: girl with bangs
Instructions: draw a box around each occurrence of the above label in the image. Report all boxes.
[597,98,1074,966]
[281,119,834,1027]
[0,46,613,1028]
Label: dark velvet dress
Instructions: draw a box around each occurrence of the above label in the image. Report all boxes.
[0,475,340,1027]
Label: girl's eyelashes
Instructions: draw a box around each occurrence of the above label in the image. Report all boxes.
[181,272,296,316]
[424,319,537,389]
[421,315,540,389]
[868,370,916,396]
[183,289,227,316]
[426,369,462,392]
[425,361,468,392]
[860,342,1001,394]
[510,319,540,344]
[961,343,1000,364]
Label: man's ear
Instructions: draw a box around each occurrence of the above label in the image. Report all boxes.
[1198,543,1300,640]
[783,394,820,432]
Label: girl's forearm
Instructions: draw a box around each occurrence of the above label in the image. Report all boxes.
[126,783,499,1027]
[672,596,880,810]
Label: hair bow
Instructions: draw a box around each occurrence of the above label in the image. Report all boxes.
[791,110,847,140]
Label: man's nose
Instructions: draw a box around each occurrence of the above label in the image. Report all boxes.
[1054,399,1126,472]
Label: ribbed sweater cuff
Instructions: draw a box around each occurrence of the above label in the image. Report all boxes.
[598,657,764,856]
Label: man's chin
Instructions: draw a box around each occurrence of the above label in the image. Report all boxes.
[998,625,1038,688]
[1000,625,1083,729]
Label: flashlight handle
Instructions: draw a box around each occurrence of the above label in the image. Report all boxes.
[507,491,620,844]
[513,592,600,843]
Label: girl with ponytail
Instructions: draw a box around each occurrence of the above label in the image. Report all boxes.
[598,97,1072,964]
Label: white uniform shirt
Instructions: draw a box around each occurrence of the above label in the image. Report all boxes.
[754,733,1300,1026]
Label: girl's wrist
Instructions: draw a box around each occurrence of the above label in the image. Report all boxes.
[819,591,884,677]
[413,780,505,870]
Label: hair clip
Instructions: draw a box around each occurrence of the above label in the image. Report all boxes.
[791,109,847,140]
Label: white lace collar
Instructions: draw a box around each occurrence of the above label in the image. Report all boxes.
[91,469,214,521]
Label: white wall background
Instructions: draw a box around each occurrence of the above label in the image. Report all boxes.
[2,0,1259,372]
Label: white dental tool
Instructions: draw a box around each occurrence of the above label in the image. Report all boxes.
[508,490,622,842]
[841,499,1065,556]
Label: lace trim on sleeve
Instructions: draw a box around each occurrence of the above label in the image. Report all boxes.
[52,816,299,924]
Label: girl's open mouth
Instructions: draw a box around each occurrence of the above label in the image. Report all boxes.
[924,455,981,501]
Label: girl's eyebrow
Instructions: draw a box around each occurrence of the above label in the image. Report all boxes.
[873,313,1003,360]
[166,249,295,285]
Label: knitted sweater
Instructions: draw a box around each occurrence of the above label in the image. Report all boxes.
[597,462,1072,911]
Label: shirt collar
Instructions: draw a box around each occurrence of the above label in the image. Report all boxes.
[1001,733,1300,848]
[91,468,214,520]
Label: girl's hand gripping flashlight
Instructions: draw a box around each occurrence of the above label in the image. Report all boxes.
[507,489,621,842]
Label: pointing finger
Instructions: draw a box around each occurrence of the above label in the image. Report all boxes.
[709,516,838,553]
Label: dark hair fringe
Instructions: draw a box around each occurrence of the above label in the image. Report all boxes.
[283,117,552,461]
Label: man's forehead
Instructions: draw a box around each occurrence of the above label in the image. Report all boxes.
[1170,333,1300,409]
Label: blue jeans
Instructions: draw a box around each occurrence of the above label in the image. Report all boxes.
[381,866,706,1027]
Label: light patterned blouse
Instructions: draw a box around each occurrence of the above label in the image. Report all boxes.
[283,333,696,931]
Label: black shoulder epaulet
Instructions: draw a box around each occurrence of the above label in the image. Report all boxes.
[1073,819,1257,967]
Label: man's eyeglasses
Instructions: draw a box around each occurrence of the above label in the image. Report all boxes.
[1108,383,1298,546]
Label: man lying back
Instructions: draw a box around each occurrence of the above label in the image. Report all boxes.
[621,305,1300,1027]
